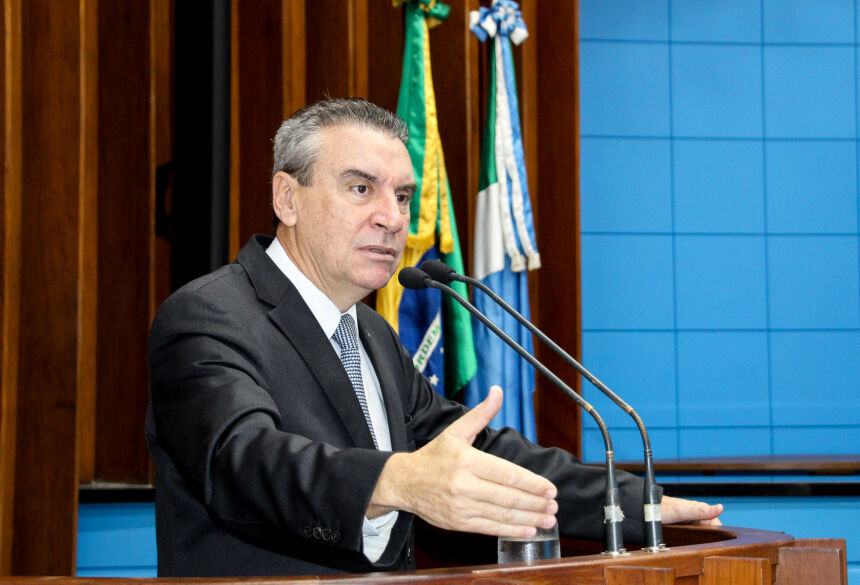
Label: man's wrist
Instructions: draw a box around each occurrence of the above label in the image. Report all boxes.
[366,452,409,518]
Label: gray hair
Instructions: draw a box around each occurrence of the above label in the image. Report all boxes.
[272,97,409,186]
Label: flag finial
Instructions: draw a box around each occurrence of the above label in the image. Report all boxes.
[393,0,451,28]
[469,0,528,45]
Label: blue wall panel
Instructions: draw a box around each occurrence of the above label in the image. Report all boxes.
[763,46,855,139]
[580,138,672,232]
[676,332,770,427]
[579,0,860,462]
[674,236,768,329]
[765,141,858,233]
[671,44,762,138]
[581,235,675,330]
[580,0,668,41]
[678,428,772,457]
[579,42,671,136]
[771,331,860,427]
[581,331,677,429]
[670,0,761,43]
[673,140,765,233]
[763,0,855,43]
[773,426,860,455]
[767,236,860,329]
[583,427,679,463]
[77,503,156,577]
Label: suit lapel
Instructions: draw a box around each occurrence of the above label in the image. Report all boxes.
[357,304,408,452]
[238,236,377,449]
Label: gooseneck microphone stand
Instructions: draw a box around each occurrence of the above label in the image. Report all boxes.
[421,259,666,552]
[399,268,627,556]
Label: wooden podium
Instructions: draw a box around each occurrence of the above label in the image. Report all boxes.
[3,523,849,585]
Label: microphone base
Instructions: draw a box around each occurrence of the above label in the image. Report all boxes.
[640,543,671,553]
[600,548,630,557]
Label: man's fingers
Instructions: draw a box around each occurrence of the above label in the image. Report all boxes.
[443,385,504,444]
[469,449,557,499]
[462,475,558,516]
[458,501,556,534]
[461,518,539,540]
[662,496,724,525]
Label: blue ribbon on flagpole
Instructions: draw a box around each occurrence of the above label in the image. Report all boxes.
[469,0,528,45]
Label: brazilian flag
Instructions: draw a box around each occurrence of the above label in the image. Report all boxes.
[376,0,476,397]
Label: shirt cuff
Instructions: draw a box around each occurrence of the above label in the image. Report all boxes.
[361,510,398,563]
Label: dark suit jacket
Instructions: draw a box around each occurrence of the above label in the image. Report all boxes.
[146,235,657,577]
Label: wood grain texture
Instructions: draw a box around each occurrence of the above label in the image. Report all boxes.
[702,556,772,585]
[532,0,582,455]
[0,526,808,585]
[94,0,153,483]
[350,0,369,98]
[0,0,22,574]
[366,0,404,114]
[305,0,352,101]
[792,539,848,585]
[77,0,98,485]
[12,0,88,573]
[605,565,676,585]
[232,0,288,246]
[151,0,174,338]
[777,543,846,585]
[282,0,306,117]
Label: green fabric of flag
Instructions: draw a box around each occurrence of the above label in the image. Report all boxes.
[376,0,477,395]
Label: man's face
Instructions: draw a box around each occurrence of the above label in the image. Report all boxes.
[275,124,416,310]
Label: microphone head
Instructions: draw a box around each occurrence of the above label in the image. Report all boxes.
[421,259,456,283]
[398,267,432,290]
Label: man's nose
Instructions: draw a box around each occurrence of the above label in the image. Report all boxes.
[373,193,406,233]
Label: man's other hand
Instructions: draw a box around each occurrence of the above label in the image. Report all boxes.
[368,386,558,539]
[661,495,723,526]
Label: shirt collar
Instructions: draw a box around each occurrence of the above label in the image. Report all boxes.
[266,237,357,340]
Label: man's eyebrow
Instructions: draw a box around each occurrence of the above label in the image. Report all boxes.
[340,168,379,184]
[341,168,417,196]
[399,182,418,196]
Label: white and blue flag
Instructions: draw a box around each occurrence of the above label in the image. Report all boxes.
[467,0,541,441]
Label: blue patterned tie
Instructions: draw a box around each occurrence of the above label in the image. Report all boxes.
[332,314,378,448]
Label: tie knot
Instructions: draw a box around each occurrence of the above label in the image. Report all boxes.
[332,313,359,351]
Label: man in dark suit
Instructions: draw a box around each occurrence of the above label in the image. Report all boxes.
[146,98,721,577]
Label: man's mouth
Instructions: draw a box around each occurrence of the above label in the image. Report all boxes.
[365,246,396,257]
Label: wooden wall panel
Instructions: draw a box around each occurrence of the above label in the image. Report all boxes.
[281,0,306,117]
[0,0,22,573]
[532,0,582,454]
[0,0,585,572]
[366,0,404,113]
[232,0,289,251]
[151,0,174,325]
[12,0,97,573]
[94,0,153,483]
[77,0,99,486]
[305,0,367,101]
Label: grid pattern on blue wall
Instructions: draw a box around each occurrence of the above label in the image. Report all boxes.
[578,0,860,462]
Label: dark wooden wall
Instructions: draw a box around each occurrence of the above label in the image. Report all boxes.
[0,0,581,575]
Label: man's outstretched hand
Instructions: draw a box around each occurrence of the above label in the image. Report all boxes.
[368,386,723,538]
[662,495,723,526]
[368,386,558,539]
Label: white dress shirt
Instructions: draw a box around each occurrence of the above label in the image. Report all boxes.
[266,238,397,562]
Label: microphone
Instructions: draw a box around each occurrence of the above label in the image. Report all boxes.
[421,258,666,552]
[399,267,627,556]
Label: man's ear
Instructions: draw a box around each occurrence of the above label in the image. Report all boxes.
[272,171,299,227]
